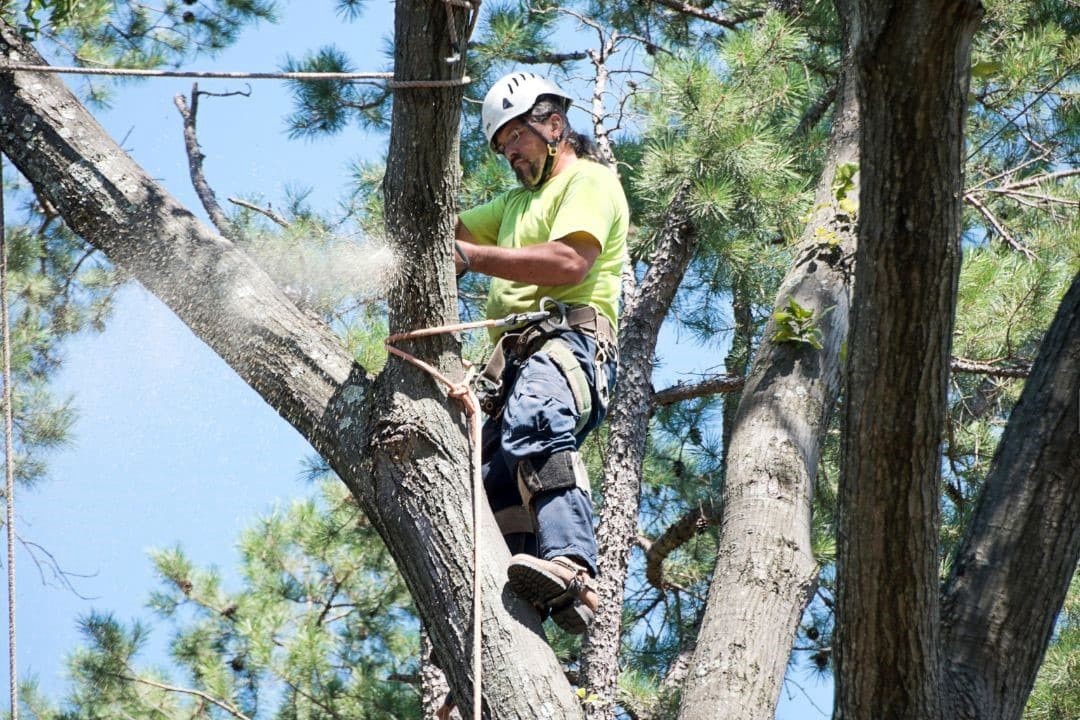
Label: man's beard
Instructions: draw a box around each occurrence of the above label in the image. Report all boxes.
[513,156,542,188]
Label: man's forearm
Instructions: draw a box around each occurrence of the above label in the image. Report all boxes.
[458,241,591,285]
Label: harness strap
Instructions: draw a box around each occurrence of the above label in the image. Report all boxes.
[474,301,618,423]
[541,337,592,435]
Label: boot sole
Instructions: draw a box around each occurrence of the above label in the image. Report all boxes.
[507,556,595,635]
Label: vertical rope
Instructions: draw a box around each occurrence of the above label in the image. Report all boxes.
[1,154,17,720]
[468,389,482,720]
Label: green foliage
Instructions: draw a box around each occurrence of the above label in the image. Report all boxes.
[283,45,392,138]
[3,0,278,105]
[17,0,1079,717]
[37,479,420,720]
[772,298,827,350]
[0,168,123,488]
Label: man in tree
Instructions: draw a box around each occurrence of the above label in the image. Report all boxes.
[454,71,628,635]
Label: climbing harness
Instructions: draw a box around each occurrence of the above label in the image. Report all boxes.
[474,297,617,422]
[384,296,612,718]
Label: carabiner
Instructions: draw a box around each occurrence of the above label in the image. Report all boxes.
[539,296,572,332]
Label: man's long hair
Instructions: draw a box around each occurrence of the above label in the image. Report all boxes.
[528,96,603,163]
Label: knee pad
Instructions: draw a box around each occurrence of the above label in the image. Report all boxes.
[494,505,535,535]
[516,450,591,507]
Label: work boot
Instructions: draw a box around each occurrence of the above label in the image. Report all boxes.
[507,554,598,635]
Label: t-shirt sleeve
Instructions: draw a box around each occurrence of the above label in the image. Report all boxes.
[548,169,619,251]
[458,194,506,247]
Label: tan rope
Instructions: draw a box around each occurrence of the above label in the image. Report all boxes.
[384,328,483,720]
[1,154,17,720]
[2,63,470,87]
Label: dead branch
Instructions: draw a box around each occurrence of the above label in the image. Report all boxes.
[122,673,252,720]
[227,197,290,228]
[963,192,1036,260]
[644,500,721,590]
[652,374,746,409]
[174,83,235,237]
[951,355,1032,379]
[993,167,1080,192]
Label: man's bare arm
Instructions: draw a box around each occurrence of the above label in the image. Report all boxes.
[455,221,600,285]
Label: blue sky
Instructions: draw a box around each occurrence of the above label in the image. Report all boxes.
[7,3,831,717]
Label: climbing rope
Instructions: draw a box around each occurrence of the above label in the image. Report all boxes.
[1,154,17,720]
[1,63,471,88]
[384,307,551,720]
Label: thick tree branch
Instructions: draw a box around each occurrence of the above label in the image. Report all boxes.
[678,37,860,720]
[0,22,363,460]
[377,3,583,718]
[836,1,984,717]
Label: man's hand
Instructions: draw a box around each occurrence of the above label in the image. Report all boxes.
[453,241,470,278]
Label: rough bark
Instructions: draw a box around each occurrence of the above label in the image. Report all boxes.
[676,54,860,720]
[580,184,698,718]
[0,6,584,717]
[941,270,1080,719]
[835,1,983,719]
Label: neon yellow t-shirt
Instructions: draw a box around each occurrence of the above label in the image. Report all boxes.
[459,159,628,338]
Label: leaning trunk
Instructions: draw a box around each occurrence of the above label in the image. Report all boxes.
[0,9,585,717]
[676,51,860,720]
[940,270,1080,719]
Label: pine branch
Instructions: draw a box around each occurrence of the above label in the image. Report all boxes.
[651,374,745,409]
[122,673,253,720]
[963,192,1036,260]
[468,44,588,65]
[794,85,837,137]
[388,672,421,684]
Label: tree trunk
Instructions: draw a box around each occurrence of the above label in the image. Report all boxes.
[676,50,860,720]
[835,1,983,718]
[941,269,1080,719]
[0,9,585,717]
[581,185,698,719]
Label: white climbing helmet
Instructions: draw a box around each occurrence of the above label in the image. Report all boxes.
[481,71,572,150]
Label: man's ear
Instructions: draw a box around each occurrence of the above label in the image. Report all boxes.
[548,112,566,136]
